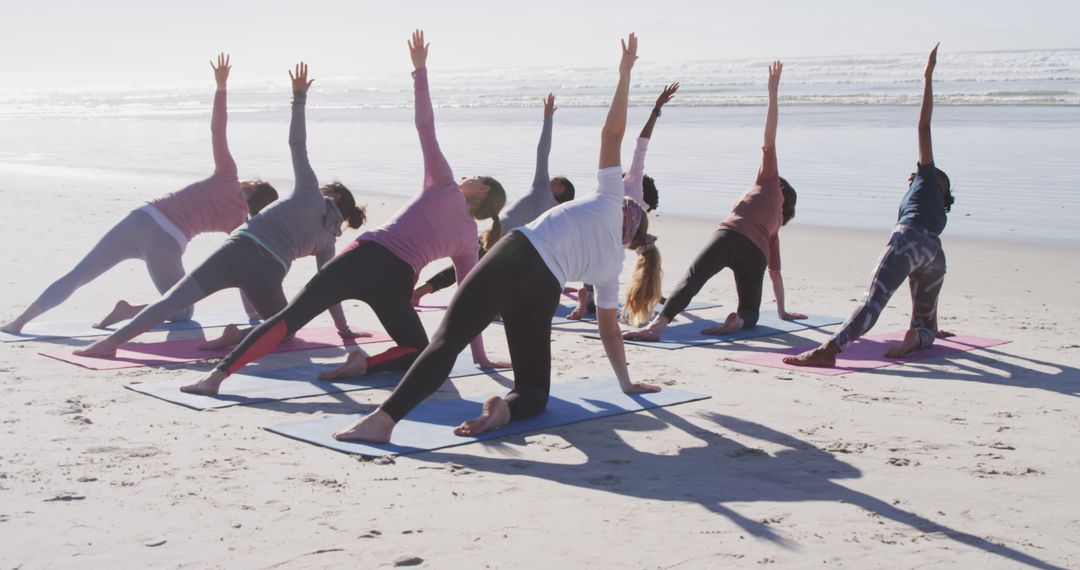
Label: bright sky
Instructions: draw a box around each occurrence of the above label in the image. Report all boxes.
[4,0,1077,91]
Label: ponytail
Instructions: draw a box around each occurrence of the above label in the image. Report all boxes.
[481,215,502,252]
[325,181,367,229]
[622,215,663,326]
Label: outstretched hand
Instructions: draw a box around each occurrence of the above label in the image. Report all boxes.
[543,93,557,117]
[619,33,638,75]
[654,82,679,109]
[289,62,314,93]
[768,60,783,94]
[924,42,939,79]
[211,53,231,89]
[409,29,429,70]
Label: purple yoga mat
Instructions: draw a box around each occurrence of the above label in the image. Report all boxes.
[40,327,393,370]
[728,331,1011,376]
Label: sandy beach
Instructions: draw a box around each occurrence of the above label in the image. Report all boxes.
[1,170,1078,569]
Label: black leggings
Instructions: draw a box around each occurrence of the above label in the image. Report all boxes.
[381,231,562,422]
[661,229,766,327]
[218,241,427,375]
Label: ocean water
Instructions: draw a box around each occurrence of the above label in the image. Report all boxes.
[0,49,1078,243]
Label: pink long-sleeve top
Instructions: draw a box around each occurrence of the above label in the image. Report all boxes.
[355,67,487,361]
[149,90,247,241]
[716,145,783,271]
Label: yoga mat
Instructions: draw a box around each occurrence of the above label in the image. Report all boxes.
[125,354,510,410]
[727,331,1012,376]
[0,311,257,343]
[265,379,710,457]
[598,313,842,350]
[40,327,392,370]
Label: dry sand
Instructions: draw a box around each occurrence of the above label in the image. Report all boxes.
[1,170,1078,568]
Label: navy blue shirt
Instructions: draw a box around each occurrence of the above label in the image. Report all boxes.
[897,162,947,235]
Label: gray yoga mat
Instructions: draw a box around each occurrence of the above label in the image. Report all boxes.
[1,311,256,343]
[125,354,509,410]
[595,313,843,350]
[265,379,710,457]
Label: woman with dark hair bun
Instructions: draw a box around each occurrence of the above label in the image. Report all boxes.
[180,30,510,396]
[331,33,660,445]
[411,92,575,306]
[2,54,280,335]
[74,61,364,359]
[623,61,806,342]
[785,44,954,367]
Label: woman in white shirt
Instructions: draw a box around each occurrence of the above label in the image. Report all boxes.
[333,33,662,444]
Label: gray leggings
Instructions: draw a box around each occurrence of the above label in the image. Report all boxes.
[107,235,287,345]
[831,224,946,350]
[33,209,192,321]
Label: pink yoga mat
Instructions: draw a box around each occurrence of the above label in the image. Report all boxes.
[41,327,393,370]
[728,331,1011,376]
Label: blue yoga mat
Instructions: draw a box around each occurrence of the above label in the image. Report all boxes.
[593,313,843,350]
[500,299,721,327]
[125,354,509,410]
[265,379,710,457]
[0,311,257,343]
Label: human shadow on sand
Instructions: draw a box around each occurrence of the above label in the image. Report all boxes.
[406,405,1065,569]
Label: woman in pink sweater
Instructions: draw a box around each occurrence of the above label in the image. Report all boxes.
[2,54,278,335]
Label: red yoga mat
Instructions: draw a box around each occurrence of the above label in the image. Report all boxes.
[40,327,392,370]
[728,331,1011,376]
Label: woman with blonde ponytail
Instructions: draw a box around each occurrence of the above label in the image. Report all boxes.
[624,61,806,343]
[178,31,511,397]
[621,217,663,326]
[332,33,661,445]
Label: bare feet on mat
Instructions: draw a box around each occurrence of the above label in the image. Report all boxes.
[318,349,370,380]
[566,304,588,321]
[73,339,119,359]
[93,300,144,329]
[884,329,924,358]
[623,317,667,341]
[783,341,840,367]
[936,329,955,339]
[198,324,244,350]
[701,312,742,336]
[333,408,395,443]
[1,320,23,334]
[454,395,511,437]
[180,369,229,395]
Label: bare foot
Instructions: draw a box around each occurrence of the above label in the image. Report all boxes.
[333,409,396,443]
[454,395,511,437]
[783,341,840,367]
[198,324,245,350]
[936,329,955,339]
[884,329,924,359]
[180,369,229,395]
[701,312,743,336]
[1,320,24,334]
[318,349,370,380]
[93,300,144,329]
[622,317,668,341]
[73,339,119,359]
[566,304,588,320]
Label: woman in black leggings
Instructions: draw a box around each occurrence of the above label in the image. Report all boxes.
[333,33,662,444]
[181,31,508,396]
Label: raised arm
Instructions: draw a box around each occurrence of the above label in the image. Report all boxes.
[638,82,678,140]
[210,53,237,178]
[288,62,319,196]
[918,43,939,166]
[409,29,454,191]
[530,94,556,194]
[757,61,782,182]
[598,34,637,170]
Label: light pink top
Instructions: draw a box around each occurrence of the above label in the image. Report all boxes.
[716,145,783,271]
[150,90,247,241]
[356,67,486,361]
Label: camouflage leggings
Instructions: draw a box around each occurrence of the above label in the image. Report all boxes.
[831,224,946,350]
